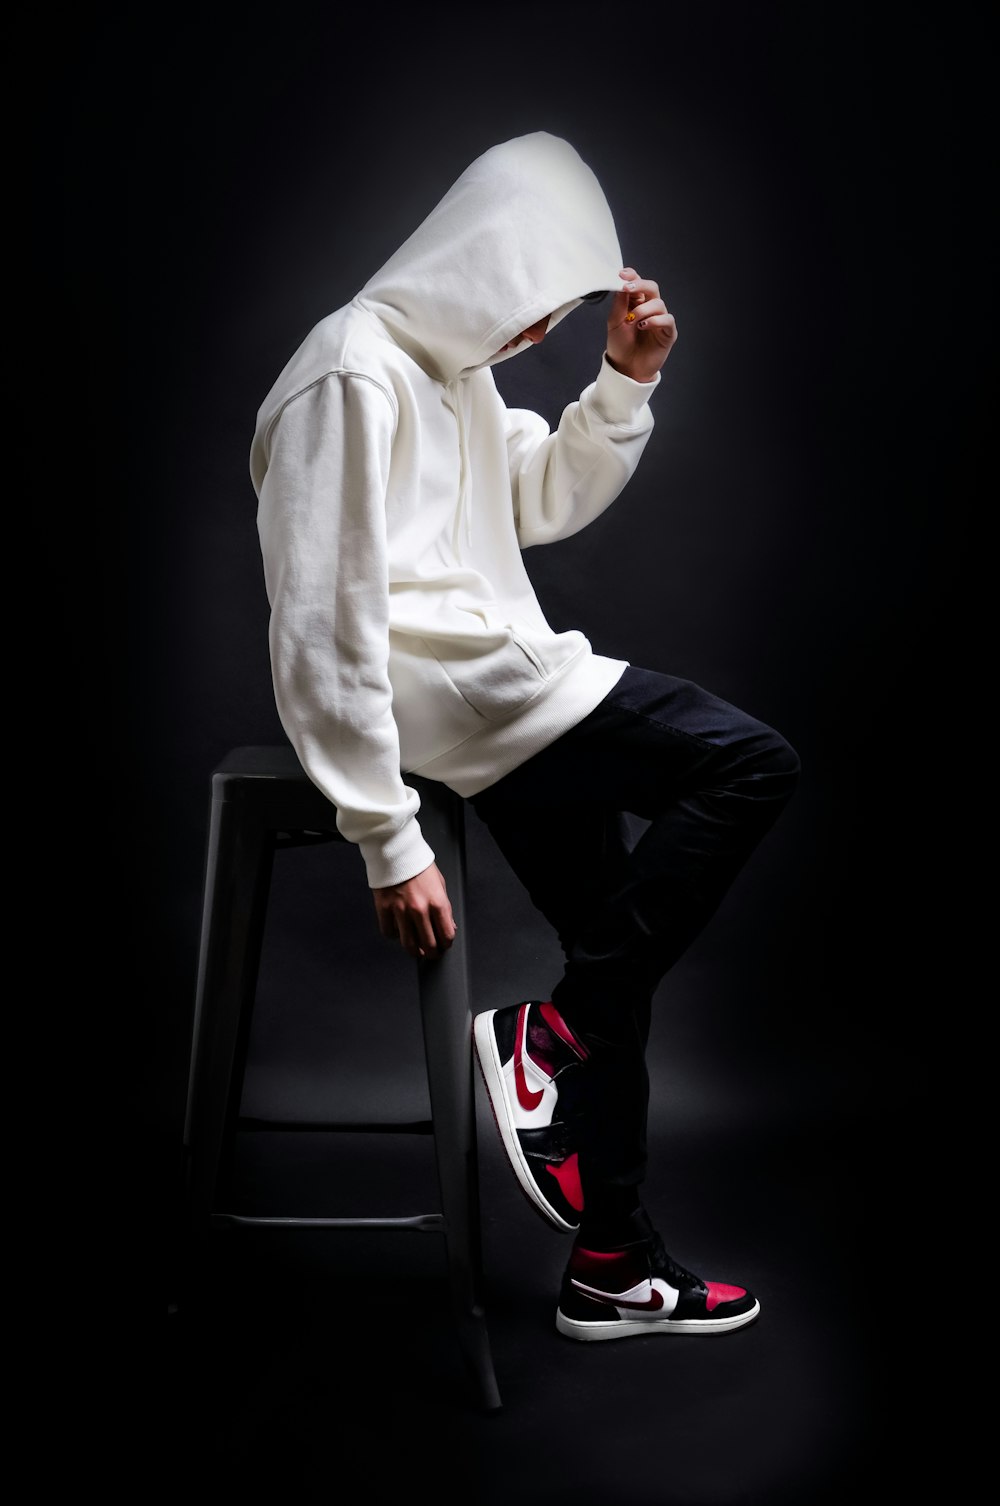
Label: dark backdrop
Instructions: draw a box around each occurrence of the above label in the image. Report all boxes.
[42,2,981,1497]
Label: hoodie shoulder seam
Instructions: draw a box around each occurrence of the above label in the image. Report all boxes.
[263,369,398,460]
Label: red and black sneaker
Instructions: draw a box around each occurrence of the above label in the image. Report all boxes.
[556,1209,760,1340]
[473,999,590,1232]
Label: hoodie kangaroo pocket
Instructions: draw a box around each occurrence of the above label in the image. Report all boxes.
[421,622,588,723]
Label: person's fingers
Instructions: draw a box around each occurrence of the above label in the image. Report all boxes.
[374,900,398,943]
[395,910,424,960]
[612,268,640,311]
[394,894,439,960]
[625,296,666,325]
[634,311,677,343]
[375,895,417,954]
[414,905,441,959]
[410,902,456,960]
[432,901,457,949]
[613,275,667,334]
[617,271,660,301]
[373,865,458,961]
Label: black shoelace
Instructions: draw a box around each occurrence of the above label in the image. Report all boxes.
[648,1230,702,1292]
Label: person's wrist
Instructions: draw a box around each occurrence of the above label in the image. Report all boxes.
[604,350,658,383]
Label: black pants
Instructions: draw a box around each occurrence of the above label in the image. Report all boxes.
[467,665,801,1198]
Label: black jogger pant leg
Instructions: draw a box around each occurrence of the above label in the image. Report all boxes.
[466,664,801,1200]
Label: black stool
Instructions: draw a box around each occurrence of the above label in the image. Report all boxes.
[181,744,501,1411]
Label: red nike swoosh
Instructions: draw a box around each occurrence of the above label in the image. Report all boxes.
[514,1004,544,1110]
[572,1280,665,1312]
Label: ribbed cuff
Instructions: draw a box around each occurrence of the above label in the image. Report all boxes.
[587,353,661,426]
[360,820,436,890]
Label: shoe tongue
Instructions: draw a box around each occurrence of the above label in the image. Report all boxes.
[618,1209,703,1291]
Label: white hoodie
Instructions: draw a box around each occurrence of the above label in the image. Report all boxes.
[250,132,660,889]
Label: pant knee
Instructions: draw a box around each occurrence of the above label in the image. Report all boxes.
[771,731,801,780]
[720,724,800,808]
[754,729,802,801]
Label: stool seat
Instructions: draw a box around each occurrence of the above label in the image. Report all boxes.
[181,744,501,1410]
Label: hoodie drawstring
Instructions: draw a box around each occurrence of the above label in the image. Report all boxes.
[447,379,473,553]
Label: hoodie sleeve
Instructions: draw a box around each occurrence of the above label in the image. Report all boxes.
[504,355,661,548]
[255,372,437,890]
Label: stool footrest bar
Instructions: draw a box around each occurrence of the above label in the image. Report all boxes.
[236,1117,435,1135]
[211,1213,445,1232]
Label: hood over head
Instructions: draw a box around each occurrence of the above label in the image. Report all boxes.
[354,132,625,383]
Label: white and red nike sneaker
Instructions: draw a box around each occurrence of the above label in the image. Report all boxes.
[473,999,590,1232]
[556,1209,760,1340]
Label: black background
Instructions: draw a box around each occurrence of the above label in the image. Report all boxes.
[40,3,983,1499]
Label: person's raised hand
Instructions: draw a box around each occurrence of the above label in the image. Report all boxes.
[605,267,677,383]
[372,860,456,961]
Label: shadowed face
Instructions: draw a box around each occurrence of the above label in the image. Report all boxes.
[498,314,551,354]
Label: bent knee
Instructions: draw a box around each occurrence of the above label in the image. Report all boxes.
[772,732,802,779]
[728,722,801,795]
[757,729,802,795]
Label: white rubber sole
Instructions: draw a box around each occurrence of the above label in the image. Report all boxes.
[472,1009,577,1234]
[556,1298,761,1341]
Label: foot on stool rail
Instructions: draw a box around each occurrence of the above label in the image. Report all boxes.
[473,999,589,1233]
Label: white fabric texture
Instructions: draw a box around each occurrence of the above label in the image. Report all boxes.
[250,132,660,888]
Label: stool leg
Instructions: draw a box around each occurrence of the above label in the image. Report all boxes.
[183,788,275,1229]
[416,786,502,1412]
